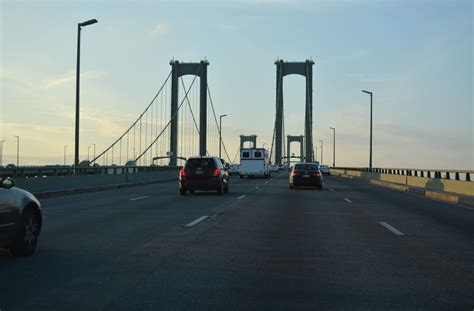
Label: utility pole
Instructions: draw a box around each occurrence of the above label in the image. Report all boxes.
[14,136,19,166]
[329,127,335,167]
[362,90,373,169]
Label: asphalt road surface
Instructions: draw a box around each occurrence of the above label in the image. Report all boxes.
[1,173,473,310]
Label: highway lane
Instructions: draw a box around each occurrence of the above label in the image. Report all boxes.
[1,173,473,310]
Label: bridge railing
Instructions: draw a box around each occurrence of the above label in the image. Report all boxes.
[0,165,182,179]
[332,167,473,182]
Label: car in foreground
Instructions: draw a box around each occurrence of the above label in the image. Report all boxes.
[179,156,229,195]
[0,178,43,256]
[289,163,323,190]
[320,165,331,175]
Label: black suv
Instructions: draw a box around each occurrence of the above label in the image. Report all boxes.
[179,156,230,195]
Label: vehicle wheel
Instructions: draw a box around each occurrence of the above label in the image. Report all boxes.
[180,188,187,195]
[240,175,243,179]
[217,182,224,195]
[189,189,195,194]
[224,181,229,193]
[318,185,323,190]
[289,183,294,189]
[10,208,40,257]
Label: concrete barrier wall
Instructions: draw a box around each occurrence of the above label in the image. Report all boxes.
[333,169,474,197]
[13,169,179,194]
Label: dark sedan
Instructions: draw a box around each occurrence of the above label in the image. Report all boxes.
[289,163,323,190]
[179,156,229,195]
[0,178,43,256]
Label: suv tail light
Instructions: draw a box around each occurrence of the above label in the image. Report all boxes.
[180,168,186,177]
[213,168,220,176]
[292,172,299,177]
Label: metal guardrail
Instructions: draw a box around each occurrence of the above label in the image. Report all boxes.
[0,165,181,179]
[333,167,473,182]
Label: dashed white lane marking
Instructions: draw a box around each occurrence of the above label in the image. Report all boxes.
[238,195,246,200]
[130,196,150,201]
[344,198,352,203]
[265,181,269,184]
[255,186,260,190]
[329,188,335,192]
[379,222,405,236]
[185,215,209,228]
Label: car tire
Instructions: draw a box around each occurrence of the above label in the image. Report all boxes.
[240,175,243,179]
[10,208,40,257]
[180,188,187,195]
[217,182,224,195]
[224,182,229,193]
[189,189,195,194]
[289,183,294,189]
[318,185,323,190]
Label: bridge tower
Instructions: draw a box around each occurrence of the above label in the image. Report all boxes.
[170,60,209,166]
[274,59,314,164]
[240,135,257,149]
[287,135,304,164]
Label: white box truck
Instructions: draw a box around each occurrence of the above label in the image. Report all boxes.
[239,148,270,178]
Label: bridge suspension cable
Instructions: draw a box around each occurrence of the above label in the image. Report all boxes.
[91,71,172,165]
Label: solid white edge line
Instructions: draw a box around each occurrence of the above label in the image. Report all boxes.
[130,196,150,201]
[185,215,209,228]
[344,198,352,203]
[0,223,15,228]
[238,195,246,200]
[379,222,405,236]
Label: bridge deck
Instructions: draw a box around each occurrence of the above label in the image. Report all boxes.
[1,174,473,309]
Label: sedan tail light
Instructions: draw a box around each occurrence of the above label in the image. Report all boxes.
[180,169,186,177]
[313,172,321,177]
[292,172,299,177]
[213,168,220,176]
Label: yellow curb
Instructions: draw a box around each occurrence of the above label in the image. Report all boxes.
[425,191,459,204]
[370,180,408,192]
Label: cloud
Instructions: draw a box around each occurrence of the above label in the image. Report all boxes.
[45,70,110,88]
[150,23,168,36]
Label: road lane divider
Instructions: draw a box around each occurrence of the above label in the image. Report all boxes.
[237,195,246,200]
[329,188,335,192]
[344,198,352,203]
[379,222,405,236]
[129,196,150,201]
[255,186,260,190]
[184,216,209,228]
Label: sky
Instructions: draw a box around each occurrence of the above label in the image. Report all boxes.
[0,0,472,169]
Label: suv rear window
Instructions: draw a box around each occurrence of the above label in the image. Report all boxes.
[294,164,319,171]
[185,158,216,168]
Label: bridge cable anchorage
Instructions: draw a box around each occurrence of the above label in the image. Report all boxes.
[207,84,233,164]
[91,71,172,165]
[134,64,202,162]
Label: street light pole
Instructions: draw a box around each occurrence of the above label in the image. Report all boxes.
[362,90,373,169]
[219,114,227,159]
[0,140,5,167]
[93,144,96,164]
[64,145,68,165]
[329,127,335,167]
[319,139,323,165]
[75,18,98,168]
[88,146,91,161]
[14,136,20,166]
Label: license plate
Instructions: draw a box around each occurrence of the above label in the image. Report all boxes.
[196,169,203,174]
[303,174,310,178]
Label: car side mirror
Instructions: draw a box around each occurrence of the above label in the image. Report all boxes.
[1,178,14,189]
